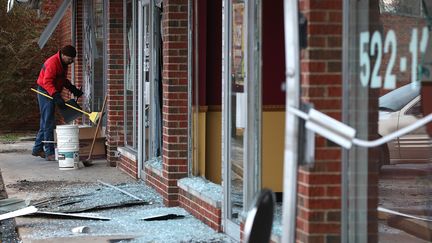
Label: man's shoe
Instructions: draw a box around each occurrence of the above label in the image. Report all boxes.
[32,151,45,158]
[46,154,56,161]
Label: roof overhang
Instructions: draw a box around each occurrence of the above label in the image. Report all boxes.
[7,0,41,13]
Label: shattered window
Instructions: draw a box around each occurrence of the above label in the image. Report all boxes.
[124,0,137,149]
[92,0,106,113]
[379,0,422,17]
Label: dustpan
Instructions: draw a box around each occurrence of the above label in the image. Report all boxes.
[58,99,82,123]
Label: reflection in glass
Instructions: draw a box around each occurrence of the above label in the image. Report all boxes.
[229,0,245,224]
[92,0,105,113]
[82,0,95,124]
[125,0,136,148]
[379,0,422,16]
[142,3,150,162]
[346,0,432,241]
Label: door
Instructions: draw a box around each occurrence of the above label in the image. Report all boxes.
[344,0,432,241]
[222,0,262,240]
[138,0,150,177]
[223,1,246,239]
[138,0,162,178]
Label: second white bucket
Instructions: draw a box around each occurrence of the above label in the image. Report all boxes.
[56,125,79,170]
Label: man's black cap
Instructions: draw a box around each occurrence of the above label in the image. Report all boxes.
[60,45,76,58]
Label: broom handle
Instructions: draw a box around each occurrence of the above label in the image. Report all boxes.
[87,95,107,161]
[31,88,91,116]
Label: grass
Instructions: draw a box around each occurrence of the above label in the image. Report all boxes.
[0,134,20,143]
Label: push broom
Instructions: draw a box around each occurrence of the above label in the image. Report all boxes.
[31,88,101,124]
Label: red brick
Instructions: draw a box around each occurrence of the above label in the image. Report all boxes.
[309,24,342,35]
[315,149,341,160]
[309,0,342,10]
[326,186,341,197]
[307,199,341,210]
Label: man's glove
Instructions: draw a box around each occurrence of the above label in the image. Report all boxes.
[53,92,66,109]
[69,85,83,98]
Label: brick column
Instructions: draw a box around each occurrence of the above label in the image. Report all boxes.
[297,0,343,242]
[161,0,189,206]
[106,0,125,167]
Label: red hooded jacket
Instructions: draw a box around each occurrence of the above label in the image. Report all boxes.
[36,51,72,96]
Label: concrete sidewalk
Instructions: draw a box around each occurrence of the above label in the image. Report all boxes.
[0,139,233,243]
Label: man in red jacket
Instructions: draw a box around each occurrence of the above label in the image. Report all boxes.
[32,45,83,161]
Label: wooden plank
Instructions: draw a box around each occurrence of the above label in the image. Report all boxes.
[0,206,38,221]
[378,207,432,222]
[388,215,432,242]
[34,211,111,221]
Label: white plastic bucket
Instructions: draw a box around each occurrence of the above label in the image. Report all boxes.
[56,125,79,170]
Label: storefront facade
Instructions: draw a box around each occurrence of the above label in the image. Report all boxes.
[28,0,432,242]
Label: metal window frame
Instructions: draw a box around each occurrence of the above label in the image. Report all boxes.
[244,0,262,211]
[138,0,151,178]
[138,0,161,178]
[102,0,108,127]
[187,0,193,176]
[149,0,162,160]
[38,0,73,49]
[89,0,107,112]
[281,0,301,242]
[82,0,95,120]
[222,0,262,240]
[124,0,138,151]
[342,0,370,242]
[341,1,350,241]
[191,0,200,177]
[138,0,145,178]
[222,0,238,239]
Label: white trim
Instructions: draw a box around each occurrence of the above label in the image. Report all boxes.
[281,0,301,242]
[178,178,223,208]
[144,160,163,177]
[117,147,137,161]
[138,0,144,179]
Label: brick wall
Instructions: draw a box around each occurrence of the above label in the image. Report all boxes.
[297,0,343,242]
[177,178,223,232]
[118,154,138,179]
[145,165,166,197]
[160,0,189,206]
[178,186,222,232]
[106,0,125,167]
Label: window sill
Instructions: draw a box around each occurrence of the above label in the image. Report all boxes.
[117,147,137,161]
[144,157,163,177]
[178,177,222,208]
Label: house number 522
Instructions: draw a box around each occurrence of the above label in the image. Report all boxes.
[359,27,429,90]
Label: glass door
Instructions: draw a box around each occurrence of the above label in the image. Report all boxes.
[223,0,247,240]
[138,0,150,177]
[124,0,137,150]
[344,0,432,242]
[83,0,106,125]
[223,0,261,240]
[138,0,162,178]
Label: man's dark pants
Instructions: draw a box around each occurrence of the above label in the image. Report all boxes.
[32,87,55,156]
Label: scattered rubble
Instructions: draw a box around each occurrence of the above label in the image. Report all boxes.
[1,180,234,242]
[141,213,186,221]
